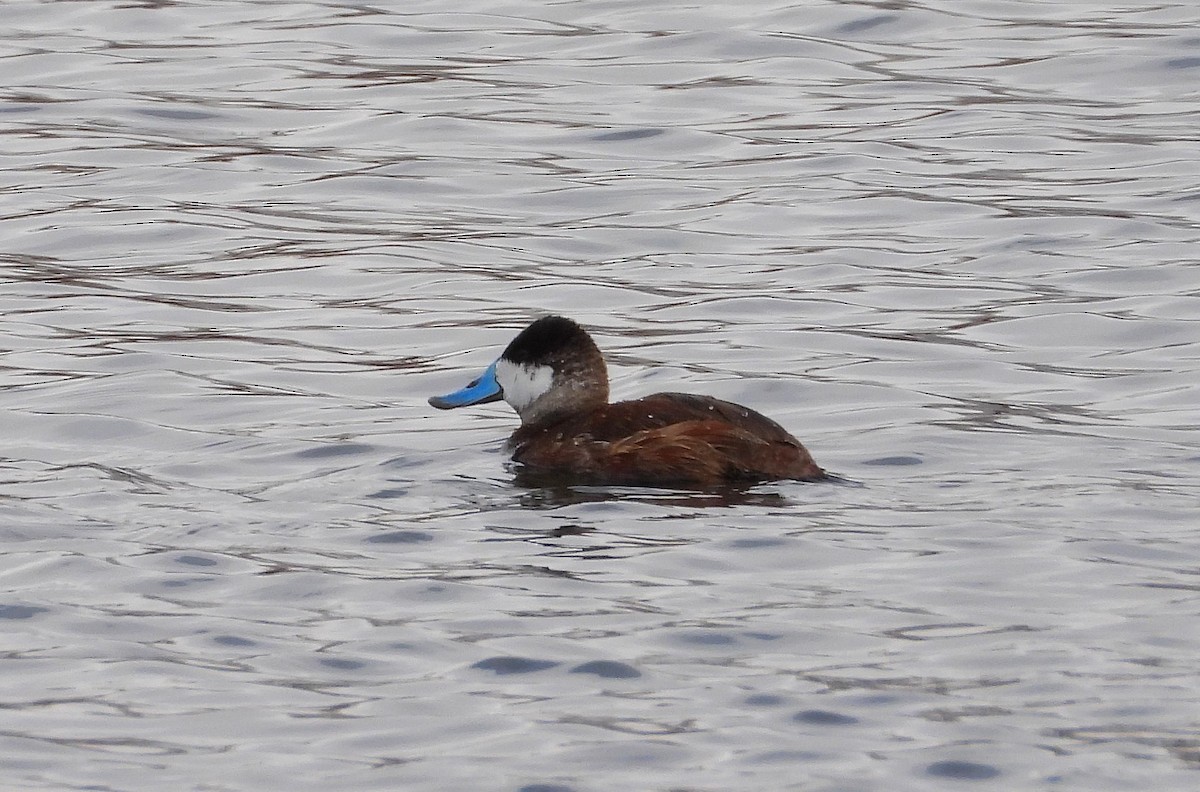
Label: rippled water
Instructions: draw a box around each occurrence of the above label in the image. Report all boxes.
[3,1,1199,790]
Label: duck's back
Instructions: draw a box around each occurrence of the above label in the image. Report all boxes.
[510,392,824,486]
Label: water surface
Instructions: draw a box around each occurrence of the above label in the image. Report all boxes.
[2,1,1199,790]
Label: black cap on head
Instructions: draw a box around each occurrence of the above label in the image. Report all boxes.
[501,315,593,365]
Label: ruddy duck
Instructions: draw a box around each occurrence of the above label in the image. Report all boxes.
[429,316,825,487]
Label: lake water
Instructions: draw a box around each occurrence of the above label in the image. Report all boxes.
[2,1,1198,790]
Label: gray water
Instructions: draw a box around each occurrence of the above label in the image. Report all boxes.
[2,1,1199,790]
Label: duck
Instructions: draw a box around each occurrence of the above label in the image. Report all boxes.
[429,315,825,487]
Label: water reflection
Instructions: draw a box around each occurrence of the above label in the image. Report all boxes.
[511,471,800,510]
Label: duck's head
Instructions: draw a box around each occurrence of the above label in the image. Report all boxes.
[429,315,609,424]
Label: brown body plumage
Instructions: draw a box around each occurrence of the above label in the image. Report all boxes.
[510,392,824,486]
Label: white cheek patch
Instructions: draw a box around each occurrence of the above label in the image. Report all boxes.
[494,359,554,412]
